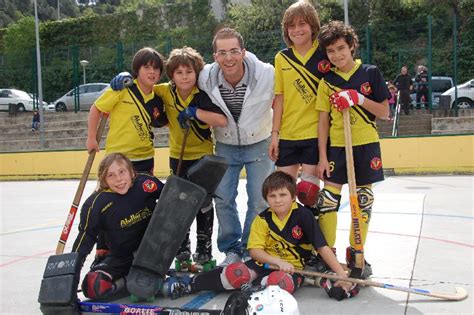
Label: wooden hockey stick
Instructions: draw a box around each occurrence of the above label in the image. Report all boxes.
[55,113,108,255]
[265,264,468,301]
[342,108,365,274]
[176,122,190,177]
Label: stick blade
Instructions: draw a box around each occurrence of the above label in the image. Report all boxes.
[451,287,469,301]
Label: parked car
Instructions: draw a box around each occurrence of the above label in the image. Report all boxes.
[410,76,454,108]
[52,83,109,111]
[441,79,474,109]
[0,89,36,112]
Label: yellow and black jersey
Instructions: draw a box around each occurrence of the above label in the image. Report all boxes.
[247,202,327,269]
[95,80,167,160]
[274,40,331,140]
[72,174,164,259]
[316,60,390,147]
[154,83,224,160]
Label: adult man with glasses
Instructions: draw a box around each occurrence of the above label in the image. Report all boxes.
[198,27,275,266]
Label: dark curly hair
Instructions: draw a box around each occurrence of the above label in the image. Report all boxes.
[318,20,359,56]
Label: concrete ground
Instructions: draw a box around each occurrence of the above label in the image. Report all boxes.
[0,175,473,314]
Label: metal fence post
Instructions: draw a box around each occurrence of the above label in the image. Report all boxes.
[72,45,80,113]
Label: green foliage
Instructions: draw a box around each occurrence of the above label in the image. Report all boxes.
[0,0,472,102]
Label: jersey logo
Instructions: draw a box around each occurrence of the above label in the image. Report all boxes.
[370,157,382,170]
[152,106,161,119]
[317,60,331,73]
[360,82,372,95]
[292,225,303,239]
[142,180,157,192]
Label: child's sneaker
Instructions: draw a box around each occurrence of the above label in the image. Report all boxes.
[345,247,372,279]
[192,234,212,265]
[176,249,191,262]
[161,276,192,299]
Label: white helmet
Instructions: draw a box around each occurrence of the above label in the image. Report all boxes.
[247,285,300,315]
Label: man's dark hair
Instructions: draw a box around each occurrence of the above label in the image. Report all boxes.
[212,27,244,53]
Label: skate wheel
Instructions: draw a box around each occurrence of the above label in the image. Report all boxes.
[175,260,182,272]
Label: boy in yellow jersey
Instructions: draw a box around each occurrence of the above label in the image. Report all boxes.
[110,46,227,266]
[269,0,331,212]
[316,21,390,279]
[87,47,168,174]
[161,171,358,301]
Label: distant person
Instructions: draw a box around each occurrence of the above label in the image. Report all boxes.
[198,27,275,266]
[72,153,164,300]
[393,66,413,115]
[86,47,168,174]
[316,21,390,279]
[415,65,429,109]
[31,110,40,131]
[162,171,357,301]
[387,82,397,119]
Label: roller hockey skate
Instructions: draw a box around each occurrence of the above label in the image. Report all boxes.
[174,240,192,272]
[345,246,372,279]
[162,275,192,300]
[190,236,216,273]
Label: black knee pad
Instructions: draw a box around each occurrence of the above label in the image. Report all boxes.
[356,186,374,224]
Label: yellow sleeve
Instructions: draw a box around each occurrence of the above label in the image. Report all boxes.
[153,83,169,98]
[315,78,331,113]
[94,88,123,113]
[274,53,284,95]
[247,215,268,250]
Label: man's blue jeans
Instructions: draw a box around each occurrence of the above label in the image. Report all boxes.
[214,138,274,255]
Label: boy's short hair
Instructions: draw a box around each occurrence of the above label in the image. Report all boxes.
[131,47,164,79]
[282,1,321,47]
[212,27,244,52]
[318,20,359,56]
[262,171,297,200]
[97,153,136,191]
[165,46,205,80]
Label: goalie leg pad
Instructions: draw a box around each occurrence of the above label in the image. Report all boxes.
[82,271,114,299]
[221,262,251,290]
[38,253,81,315]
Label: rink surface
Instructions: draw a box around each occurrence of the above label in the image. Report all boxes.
[0,175,473,314]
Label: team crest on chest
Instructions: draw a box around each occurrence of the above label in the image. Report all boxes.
[292,225,303,239]
[360,82,372,95]
[142,180,157,192]
[370,157,382,170]
[152,106,161,119]
[318,60,331,73]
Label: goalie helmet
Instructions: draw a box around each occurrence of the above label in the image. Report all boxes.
[247,285,300,315]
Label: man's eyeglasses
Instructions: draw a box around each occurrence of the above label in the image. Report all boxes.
[215,48,243,58]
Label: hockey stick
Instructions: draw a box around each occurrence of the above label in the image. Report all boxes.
[264,264,468,301]
[391,90,401,136]
[342,107,365,275]
[55,113,108,255]
[176,122,190,176]
[79,301,223,315]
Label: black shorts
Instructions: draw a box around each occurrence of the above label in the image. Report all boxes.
[276,139,319,167]
[89,255,134,280]
[132,158,154,174]
[325,142,384,186]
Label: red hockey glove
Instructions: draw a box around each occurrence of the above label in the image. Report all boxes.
[329,89,365,111]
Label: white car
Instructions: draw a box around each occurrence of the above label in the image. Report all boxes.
[0,89,35,112]
[441,79,474,109]
[52,83,109,111]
